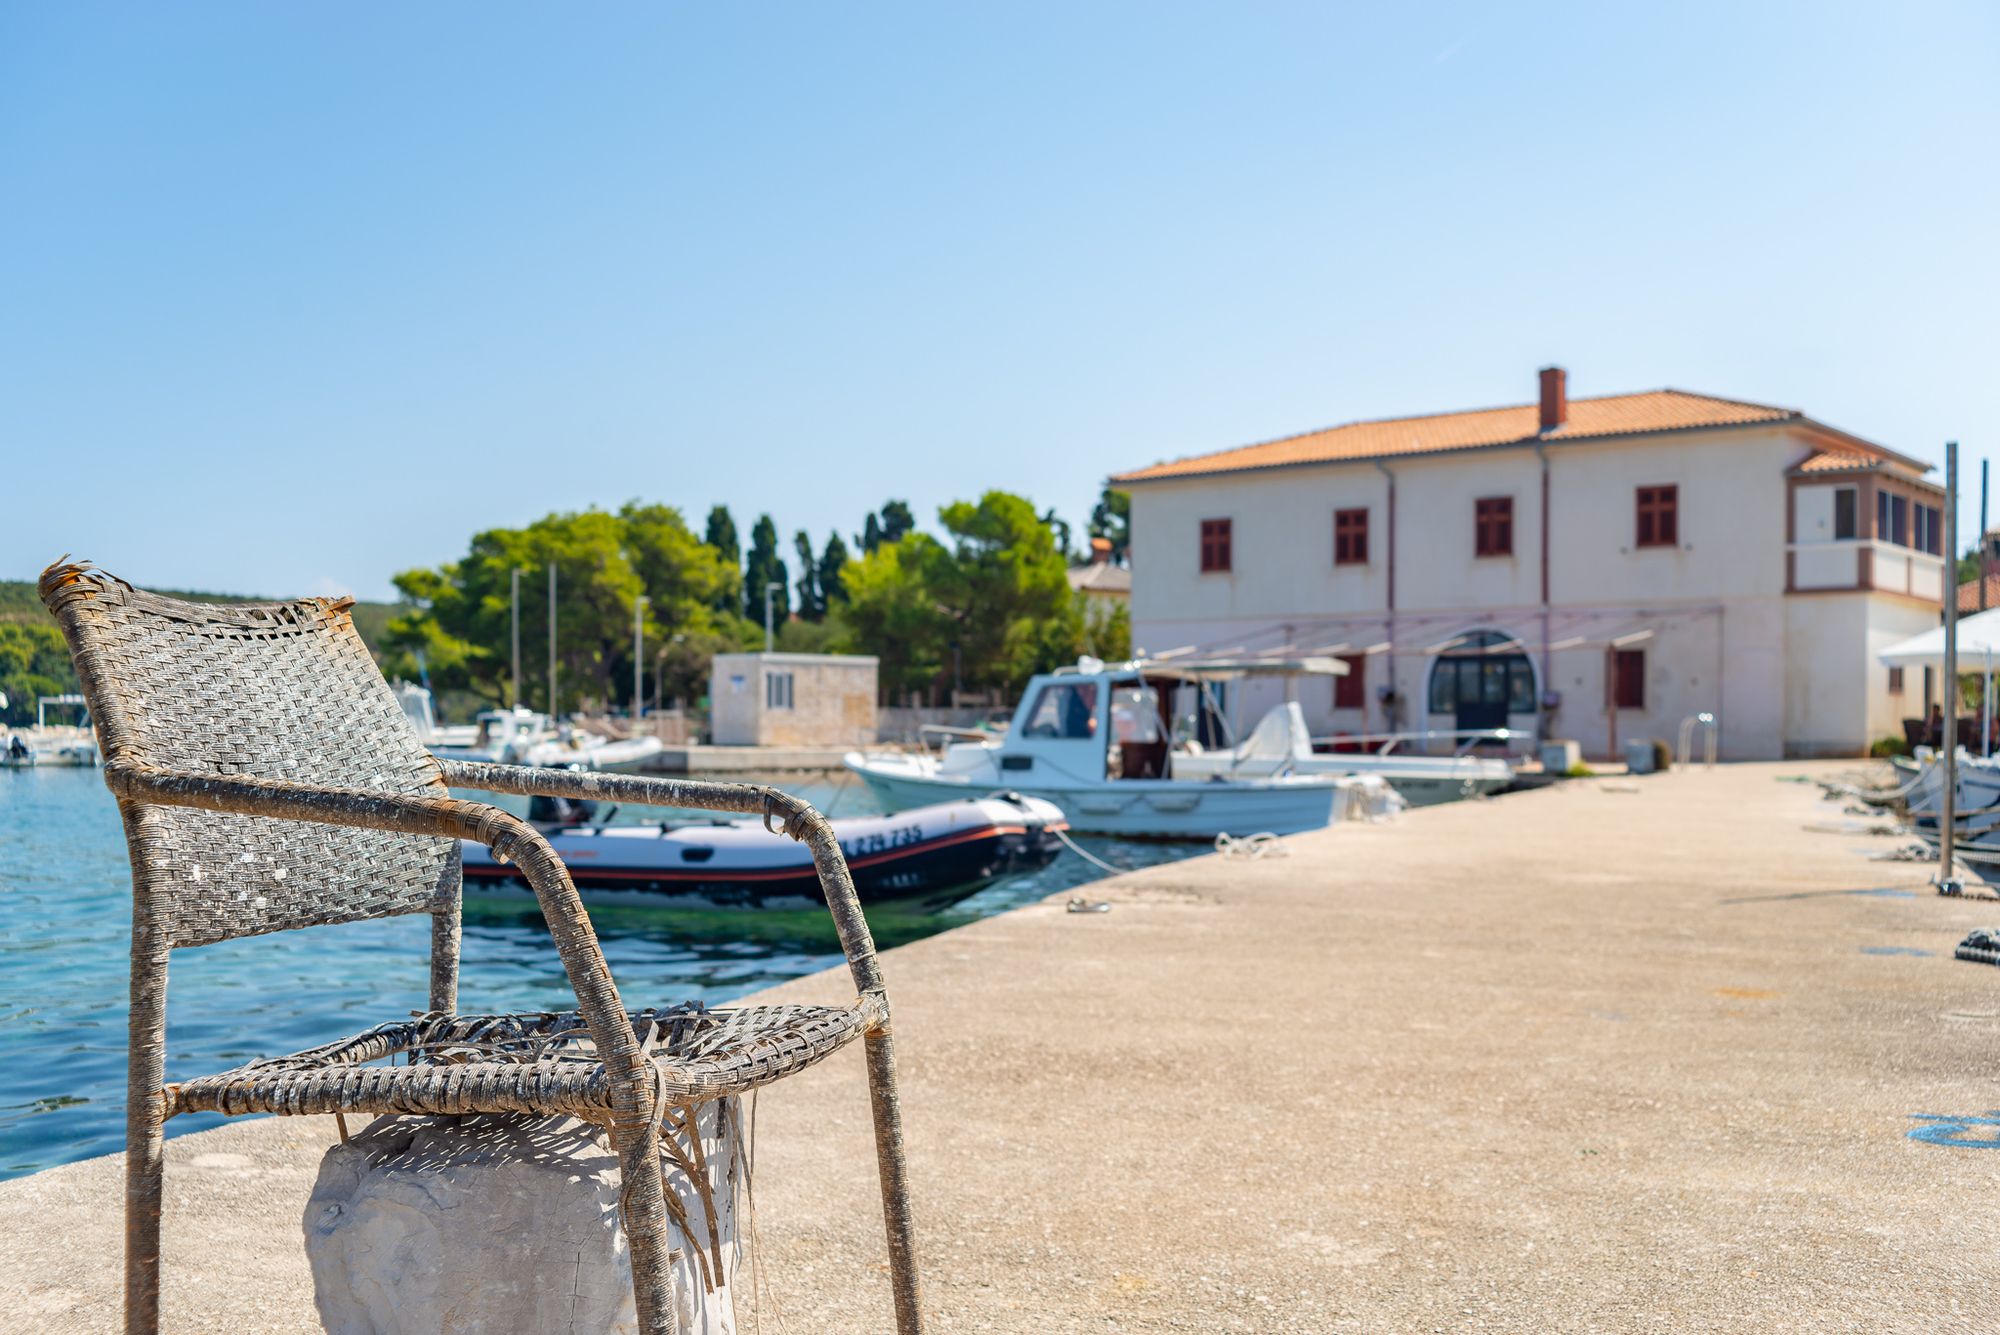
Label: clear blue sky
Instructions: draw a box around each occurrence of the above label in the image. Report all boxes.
[4,2,1995,601]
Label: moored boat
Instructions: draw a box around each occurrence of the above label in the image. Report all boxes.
[517,729,665,775]
[2,731,99,768]
[462,793,1069,910]
[1168,701,1515,805]
[846,658,1404,838]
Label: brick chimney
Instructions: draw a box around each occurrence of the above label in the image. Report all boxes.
[1538,365,1567,432]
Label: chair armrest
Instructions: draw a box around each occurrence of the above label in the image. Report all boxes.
[437,760,887,1000]
[103,761,658,1123]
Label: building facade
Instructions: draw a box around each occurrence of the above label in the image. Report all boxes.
[1111,368,1944,760]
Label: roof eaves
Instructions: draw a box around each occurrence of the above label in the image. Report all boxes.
[1113,412,1810,486]
[1789,417,1934,475]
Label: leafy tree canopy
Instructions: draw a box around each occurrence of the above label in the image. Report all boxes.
[743,514,790,630]
[834,490,1087,700]
[0,620,75,727]
[817,532,850,608]
[704,505,740,565]
[793,530,824,622]
[879,500,916,546]
[384,504,753,715]
[1089,487,1131,564]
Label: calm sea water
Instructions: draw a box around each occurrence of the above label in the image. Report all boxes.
[0,767,1196,1180]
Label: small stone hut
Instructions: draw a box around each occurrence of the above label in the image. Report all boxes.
[709,652,878,747]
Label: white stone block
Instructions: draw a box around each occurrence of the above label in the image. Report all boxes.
[303,1107,741,1334]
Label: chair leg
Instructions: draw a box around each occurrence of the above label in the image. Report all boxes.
[126,1115,164,1335]
[127,944,168,1335]
[864,1028,925,1335]
[429,903,461,1014]
[429,850,463,1014]
[615,1124,681,1335]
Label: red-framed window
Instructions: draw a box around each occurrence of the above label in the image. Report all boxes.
[1833,487,1857,539]
[1334,508,1369,566]
[1877,492,1909,547]
[1199,518,1232,573]
[1334,653,1366,709]
[1914,503,1943,556]
[1612,649,1646,710]
[1888,666,1905,696]
[1474,497,1513,557]
[1636,485,1678,548]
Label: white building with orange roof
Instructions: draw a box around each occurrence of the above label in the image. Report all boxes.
[1109,367,1945,760]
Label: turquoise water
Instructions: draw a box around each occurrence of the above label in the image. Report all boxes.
[0,767,1193,1179]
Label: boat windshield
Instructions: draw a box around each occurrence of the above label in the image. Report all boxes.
[1111,687,1164,744]
[1021,682,1098,739]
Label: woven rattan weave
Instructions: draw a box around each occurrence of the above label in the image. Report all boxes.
[170,999,886,1119]
[39,561,924,1335]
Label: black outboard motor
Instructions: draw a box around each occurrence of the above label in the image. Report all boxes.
[527,794,597,828]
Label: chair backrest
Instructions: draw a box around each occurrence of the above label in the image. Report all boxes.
[41,562,455,948]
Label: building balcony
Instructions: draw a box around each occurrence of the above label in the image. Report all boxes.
[1788,537,1944,601]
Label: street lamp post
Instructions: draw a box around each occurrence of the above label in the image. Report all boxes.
[632,595,648,720]
[764,581,782,653]
[1940,440,1962,895]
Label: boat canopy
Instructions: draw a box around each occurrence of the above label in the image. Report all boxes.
[1054,655,1348,682]
[37,694,89,728]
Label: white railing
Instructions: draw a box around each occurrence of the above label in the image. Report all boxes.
[917,723,996,759]
[1306,727,1525,758]
[1677,712,1718,769]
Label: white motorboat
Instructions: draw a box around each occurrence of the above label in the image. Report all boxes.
[2,741,99,768]
[411,697,560,766]
[517,728,665,775]
[395,683,661,773]
[2,696,100,768]
[1901,749,2000,854]
[1169,704,1514,806]
[463,793,1068,911]
[2,731,99,768]
[845,658,1403,838]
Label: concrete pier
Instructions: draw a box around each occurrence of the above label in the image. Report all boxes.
[6,762,2000,1332]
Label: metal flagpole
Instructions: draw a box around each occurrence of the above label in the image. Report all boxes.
[510,568,522,709]
[1940,440,1961,895]
[547,562,559,722]
[1983,461,1992,754]
[1982,460,1991,612]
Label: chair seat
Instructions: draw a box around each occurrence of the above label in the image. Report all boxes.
[168,999,882,1121]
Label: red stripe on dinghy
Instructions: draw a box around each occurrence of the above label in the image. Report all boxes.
[463,822,1051,883]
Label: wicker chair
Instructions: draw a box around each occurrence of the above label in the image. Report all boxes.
[39,562,924,1335]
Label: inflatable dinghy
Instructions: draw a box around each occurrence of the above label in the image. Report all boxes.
[463,792,1069,910]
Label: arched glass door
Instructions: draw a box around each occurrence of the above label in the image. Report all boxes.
[1427,630,1535,736]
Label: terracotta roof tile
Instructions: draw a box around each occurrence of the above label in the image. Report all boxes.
[1113,389,1803,483]
[1959,574,2000,612]
[1793,449,1884,475]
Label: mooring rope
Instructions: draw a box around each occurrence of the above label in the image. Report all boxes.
[1052,826,1124,874]
[1214,831,1290,859]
